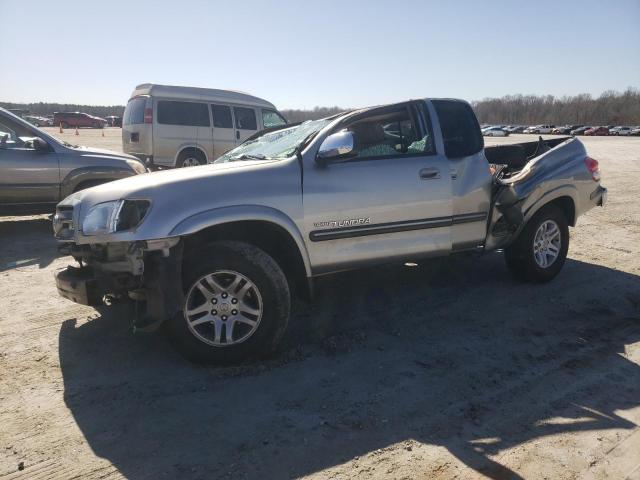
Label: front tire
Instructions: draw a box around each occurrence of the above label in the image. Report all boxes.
[167,241,291,364]
[504,205,569,283]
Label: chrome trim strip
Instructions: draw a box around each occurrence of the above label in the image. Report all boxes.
[309,212,487,242]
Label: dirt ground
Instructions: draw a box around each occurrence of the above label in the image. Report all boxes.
[1,130,639,480]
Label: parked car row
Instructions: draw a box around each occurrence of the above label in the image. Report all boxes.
[24,115,54,127]
[480,124,640,137]
[53,111,109,129]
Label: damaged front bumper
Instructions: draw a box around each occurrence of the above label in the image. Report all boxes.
[54,238,184,329]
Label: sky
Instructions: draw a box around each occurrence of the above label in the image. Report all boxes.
[1,0,638,109]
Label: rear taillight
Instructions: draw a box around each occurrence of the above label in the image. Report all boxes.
[584,156,600,181]
[144,107,153,124]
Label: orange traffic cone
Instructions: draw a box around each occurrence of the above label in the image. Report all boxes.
[75,125,79,136]
[59,122,63,133]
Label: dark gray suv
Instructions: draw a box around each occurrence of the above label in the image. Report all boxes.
[0,107,146,215]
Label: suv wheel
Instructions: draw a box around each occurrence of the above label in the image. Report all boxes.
[61,121,69,129]
[167,241,291,364]
[504,205,569,283]
[177,149,206,167]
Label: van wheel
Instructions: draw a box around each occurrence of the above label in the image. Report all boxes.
[504,205,569,283]
[61,122,69,129]
[167,241,291,364]
[177,149,206,167]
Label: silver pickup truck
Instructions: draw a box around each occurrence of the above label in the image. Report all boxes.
[53,99,606,364]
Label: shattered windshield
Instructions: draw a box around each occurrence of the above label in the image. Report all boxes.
[215,118,331,163]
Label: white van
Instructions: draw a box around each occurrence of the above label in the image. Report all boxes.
[122,84,288,168]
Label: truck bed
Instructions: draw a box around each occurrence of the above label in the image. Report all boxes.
[483,136,598,251]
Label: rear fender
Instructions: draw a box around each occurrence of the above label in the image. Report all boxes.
[486,184,578,251]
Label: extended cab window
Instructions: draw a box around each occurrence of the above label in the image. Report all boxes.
[233,107,257,130]
[262,109,287,128]
[157,101,210,127]
[211,104,233,128]
[432,100,483,158]
[345,106,433,160]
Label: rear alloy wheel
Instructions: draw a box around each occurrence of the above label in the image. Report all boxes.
[504,205,569,283]
[168,241,291,364]
[532,220,561,269]
[178,149,206,167]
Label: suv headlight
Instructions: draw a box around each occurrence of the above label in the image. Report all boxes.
[82,200,150,235]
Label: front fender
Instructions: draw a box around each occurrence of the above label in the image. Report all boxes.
[61,166,135,198]
[170,205,312,277]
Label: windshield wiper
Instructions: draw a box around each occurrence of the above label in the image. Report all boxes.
[232,153,270,161]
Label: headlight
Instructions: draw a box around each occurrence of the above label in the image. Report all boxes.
[126,159,148,175]
[82,200,150,235]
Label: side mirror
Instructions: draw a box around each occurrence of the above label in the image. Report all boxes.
[33,137,50,153]
[316,130,355,166]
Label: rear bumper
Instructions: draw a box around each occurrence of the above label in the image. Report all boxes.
[590,186,607,206]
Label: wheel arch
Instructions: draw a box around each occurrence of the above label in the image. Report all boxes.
[523,187,578,227]
[172,206,312,300]
[60,166,136,199]
[174,144,209,166]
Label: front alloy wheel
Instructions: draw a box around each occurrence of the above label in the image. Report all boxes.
[167,241,291,364]
[184,270,263,346]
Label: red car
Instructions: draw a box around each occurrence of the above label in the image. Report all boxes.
[584,126,609,136]
[53,112,107,129]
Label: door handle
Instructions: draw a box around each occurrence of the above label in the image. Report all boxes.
[419,167,440,179]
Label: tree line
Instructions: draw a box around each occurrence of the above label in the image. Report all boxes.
[3,88,639,125]
[0,101,125,118]
[472,88,640,126]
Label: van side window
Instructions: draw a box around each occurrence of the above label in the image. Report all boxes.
[432,100,483,158]
[157,101,210,127]
[233,107,257,130]
[211,105,233,128]
[262,109,287,128]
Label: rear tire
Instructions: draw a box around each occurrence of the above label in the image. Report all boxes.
[177,149,206,167]
[167,241,291,364]
[504,205,569,283]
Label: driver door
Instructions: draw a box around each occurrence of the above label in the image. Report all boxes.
[0,117,60,206]
[302,102,453,274]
